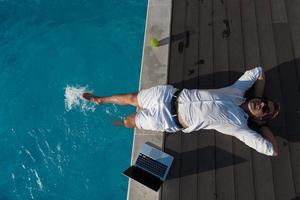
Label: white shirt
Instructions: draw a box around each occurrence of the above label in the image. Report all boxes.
[177,66,274,156]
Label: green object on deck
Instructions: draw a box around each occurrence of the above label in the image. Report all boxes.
[150,38,159,48]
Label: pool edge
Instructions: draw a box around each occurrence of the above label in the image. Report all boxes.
[127,0,172,199]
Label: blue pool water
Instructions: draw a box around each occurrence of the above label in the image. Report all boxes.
[0,0,146,199]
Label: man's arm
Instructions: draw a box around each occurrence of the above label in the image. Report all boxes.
[231,66,264,95]
[260,126,279,156]
[215,124,275,156]
[254,69,265,97]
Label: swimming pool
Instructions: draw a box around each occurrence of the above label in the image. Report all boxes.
[0,0,146,199]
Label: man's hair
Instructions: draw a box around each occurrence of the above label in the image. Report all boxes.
[255,97,280,122]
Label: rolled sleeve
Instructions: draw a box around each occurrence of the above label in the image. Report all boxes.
[215,124,274,156]
[232,66,263,94]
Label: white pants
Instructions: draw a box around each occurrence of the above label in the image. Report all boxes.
[135,85,180,132]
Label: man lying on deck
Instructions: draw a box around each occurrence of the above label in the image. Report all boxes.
[83,66,280,157]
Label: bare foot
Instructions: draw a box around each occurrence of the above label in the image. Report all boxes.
[112,120,124,127]
[82,93,101,104]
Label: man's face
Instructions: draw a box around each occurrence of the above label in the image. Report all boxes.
[248,98,275,119]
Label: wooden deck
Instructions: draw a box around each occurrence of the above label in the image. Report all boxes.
[160,0,300,199]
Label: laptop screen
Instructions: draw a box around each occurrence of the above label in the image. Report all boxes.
[123,166,163,191]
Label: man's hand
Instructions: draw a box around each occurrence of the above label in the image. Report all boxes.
[258,71,265,80]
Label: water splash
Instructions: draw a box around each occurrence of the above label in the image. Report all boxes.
[64,85,96,112]
[33,169,43,190]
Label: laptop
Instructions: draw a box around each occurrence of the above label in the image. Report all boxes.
[123,143,174,191]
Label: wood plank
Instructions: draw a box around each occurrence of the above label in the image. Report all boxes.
[161,0,186,199]
[284,0,300,196]
[273,23,300,198]
[180,130,198,200]
[270,0,288,23]
[252,0,278,199]
[229,0,255,199]
[256,2,298,200]
[179,0,199,199]
[197,0,216,199]
[166,0,186,88]
[270,0,297,196]
[212,0,235,199]
[162,133,182,200]
[285,0,300,87]
[265,2,297,200]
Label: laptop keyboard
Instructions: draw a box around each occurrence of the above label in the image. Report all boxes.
[136,153,168,178]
